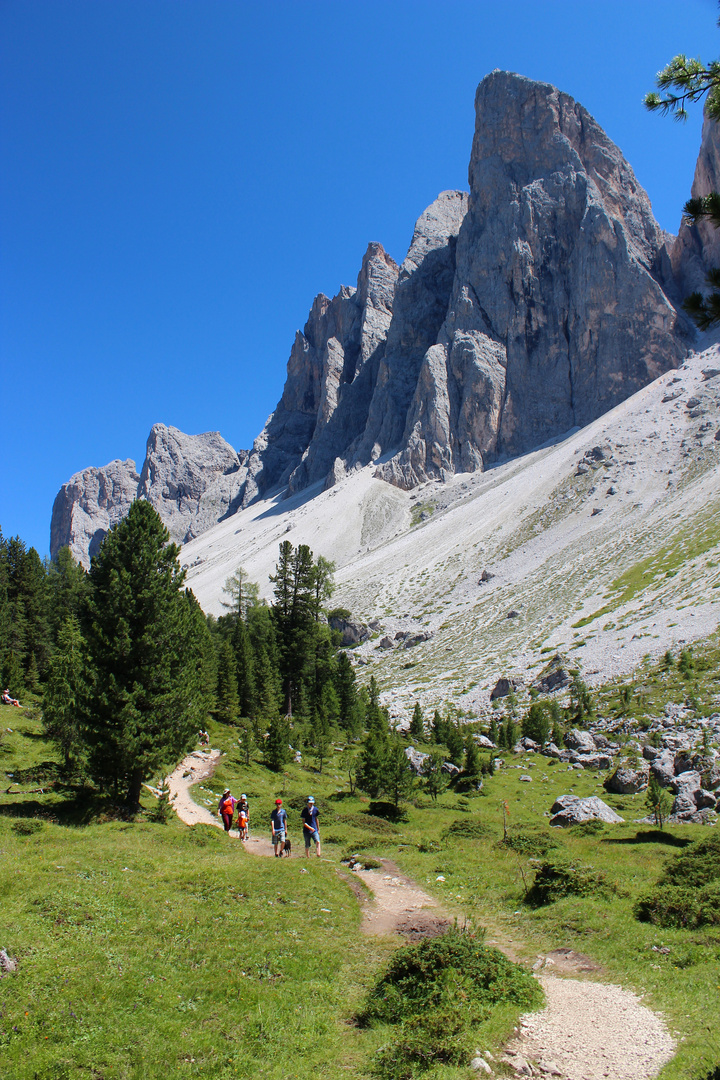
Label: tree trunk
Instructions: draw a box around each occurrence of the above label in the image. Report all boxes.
[126,766,144,812]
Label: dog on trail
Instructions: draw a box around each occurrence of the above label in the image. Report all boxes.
[283,837,292,857]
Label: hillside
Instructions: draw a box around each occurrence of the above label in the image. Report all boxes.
[183,339,720,718]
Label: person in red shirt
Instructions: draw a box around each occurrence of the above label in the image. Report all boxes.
[218,789,236,832]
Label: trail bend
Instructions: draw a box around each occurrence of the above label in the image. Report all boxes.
[166,751,676,1080]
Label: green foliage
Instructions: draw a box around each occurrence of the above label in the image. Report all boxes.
[265,713,292,772]
[569,673,594,722]
[423,749,449,802]
[521,700,553,744]
[148,778,173,823]
[79,500,210,808]
[214,638,239,723]
[646,773,673,829]
[525,858,619,906]
[409,701,424,741]
[359,928,542,1077]
[497,826,559,858]
[463,735,481,778]
[42,614,87,771]
[441,818,490,843]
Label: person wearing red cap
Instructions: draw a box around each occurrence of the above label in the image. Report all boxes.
[270,798,288,857]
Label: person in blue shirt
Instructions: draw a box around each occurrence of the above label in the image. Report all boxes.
[270,798,288,857]
[300,796,321,858]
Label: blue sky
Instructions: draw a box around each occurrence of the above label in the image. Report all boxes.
[1,0,716,556]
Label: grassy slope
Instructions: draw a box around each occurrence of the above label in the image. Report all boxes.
[3,652,720,1080]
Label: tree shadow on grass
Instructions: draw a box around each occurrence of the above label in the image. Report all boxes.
[0,786,133,827]
[602,829,691,848]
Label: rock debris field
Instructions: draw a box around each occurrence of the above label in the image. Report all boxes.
[166,752,677,1080]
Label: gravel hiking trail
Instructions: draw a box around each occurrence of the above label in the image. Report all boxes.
[166,752,677,1080]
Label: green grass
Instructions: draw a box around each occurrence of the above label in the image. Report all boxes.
[3,659,720,1080]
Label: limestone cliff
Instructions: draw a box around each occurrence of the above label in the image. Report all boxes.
[54,71,719,566]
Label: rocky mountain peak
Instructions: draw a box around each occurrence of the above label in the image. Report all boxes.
[53,71,720,568]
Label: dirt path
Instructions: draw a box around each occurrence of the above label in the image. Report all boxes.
[166,752,677,1079]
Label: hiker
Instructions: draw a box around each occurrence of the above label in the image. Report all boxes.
[237,794,250,837]
[301,795,321,858]
[198,729,209,746]
[270,798,288,857]
[236,798,249,840]
[218,789,236,833]
[2,689,20,707]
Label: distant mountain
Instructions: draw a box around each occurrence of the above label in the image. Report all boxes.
[53,70,717,567]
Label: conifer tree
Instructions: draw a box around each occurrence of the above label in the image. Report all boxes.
[431,708,445,744]
[215,638,239,724]
[381,731,414,809]
[424,750,449,802]
[335,651,361,736]
[409,702,425,741]
[445,721,464,765]
[80,500,209,809]
[265,713,292,772]
[43,614,87,771]
[464,735,481,778]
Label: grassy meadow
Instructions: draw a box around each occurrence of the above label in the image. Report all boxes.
[2,638,720,1080]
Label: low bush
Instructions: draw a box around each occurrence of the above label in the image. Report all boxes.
[359,928,542,1076]
[635,835,720,929]
[11,818,44,835]
[441,818,490,842]
[570,819,606,836]
[368,800,409,823]
[635,881,720,929]
[525,858,619,906]
[497,826,560,857]
[337,812,399,835]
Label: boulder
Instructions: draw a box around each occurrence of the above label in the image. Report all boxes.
[441,762,461,777]
[474,735,496,749]
[532,655,571,694]
[695,788,718,810]
[604,764,650,794]
[405,747,430,775]
[549,795,624,827]
[567,752,613,770]
[404,631,433,648]
[670,770,702,796]
[328,615,371,646]
[490,676,524,700]
[650,751,676,788]
[378,636,395,650]
[565,729,597,754]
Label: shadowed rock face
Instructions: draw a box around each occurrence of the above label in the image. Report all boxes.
[377,71,688,486]
[671,113,720,298]
[50,459,140,568]
[54,71,712,565]
[50,425,247,567]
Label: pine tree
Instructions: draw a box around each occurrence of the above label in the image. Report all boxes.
[215,638,239,724]
[270,541,316,715]
[445,721,464,765]
[48,546,87,638]
[265,713,292,772]
[424,750,449,802]
[80,500,209,809]
[489,717,499,746]
[431,709,445,744]
[358,704,391,798]
[464,736,481,778]
[237,716,256,767]
[409,702,425,741]
[232,615,256,717]
[335,651,361,736]
[43,614,87,771]
[381,732,414,809]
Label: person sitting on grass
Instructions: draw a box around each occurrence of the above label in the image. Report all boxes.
[2,689,20,707]
[270,798,288,857]
[301,796,321,858]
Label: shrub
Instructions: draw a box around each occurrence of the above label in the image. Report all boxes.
[635,835,720,928]
[525,859,619,906]
[360,920,539,1028]
[360,933,543,1080]
[497,826,559,857]
[11,819,44,836]
[441,818,491,843]
[635,882,720,929]
[570,820,606,836]
[522,701,553,744]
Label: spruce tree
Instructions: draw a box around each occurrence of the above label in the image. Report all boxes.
[381,731,414,809]
[43,614,87,770]
[265,713,292,772]
[464,735,481,778]
[409,702,425,741]
[80,500,209,809]
[445,721,464,765]
[335,651,361,736]
[424,750,449,802]
[215,638,239,724]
